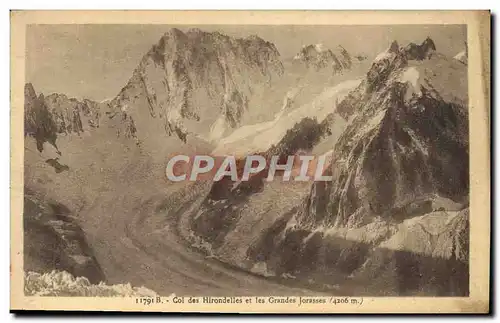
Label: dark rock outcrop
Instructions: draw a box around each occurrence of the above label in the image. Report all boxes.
[23,189,105,284]
[403,37,437,61]
[24,83,59,152]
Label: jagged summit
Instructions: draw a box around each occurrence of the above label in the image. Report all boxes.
[389,40,399,53]
[149,28,282,70]
[25,83,37,99]
[293,43,353,74]
[109,28,284,143]
[297,35,468,240]
[24,84,104,152]
[373,37,438,64]
[404,36,437,60]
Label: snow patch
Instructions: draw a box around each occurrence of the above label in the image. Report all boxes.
[399,67,420,89]
[374,50,394,62]
[70,255,92,265]
[213,79,362,156]
[454,51,466,60]
[281,273,297,279]
[250,262,275,277]
[302,225,326,244]
[314,43,326,52]
[100,97,114,104]
[377,211,463,256]
[454,51,467,64]
[208,115,228,142]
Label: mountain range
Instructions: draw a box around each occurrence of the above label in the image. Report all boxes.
[24,28,469,296]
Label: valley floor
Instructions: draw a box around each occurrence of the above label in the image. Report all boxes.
[70,181,330,296]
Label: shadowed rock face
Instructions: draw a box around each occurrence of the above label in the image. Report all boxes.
[23,189,105,284]
[311,90,468,229]
[188,38,469,296]
[316,38,468,229]
[24,83,104,152]
[265,117,332,158]
[109,28,285,142]
[24,83,59,152]
[404,37,437,61]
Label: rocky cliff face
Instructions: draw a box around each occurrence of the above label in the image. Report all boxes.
[316,39,468,229]
[24,189,105,284]
[44,93,101,134]
[254,39,469,295]
[24,83,104,152]
[24,83,59,152]
[293,44,353,74]
[187,38,469,296]
[108,28,284,143]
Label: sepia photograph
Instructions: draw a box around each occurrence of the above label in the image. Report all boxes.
[10,10,491,313]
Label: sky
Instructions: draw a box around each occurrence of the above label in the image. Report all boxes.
[25,24,466,102]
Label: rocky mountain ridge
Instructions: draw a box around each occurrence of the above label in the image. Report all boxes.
[293,43,353,74]
[24,189,105,284]
[107,28,285,143]
[23,30,470,296]
[186,37,470,296]
[24,83,104,153]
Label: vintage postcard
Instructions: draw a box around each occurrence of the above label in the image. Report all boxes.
[10,10,490,313]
